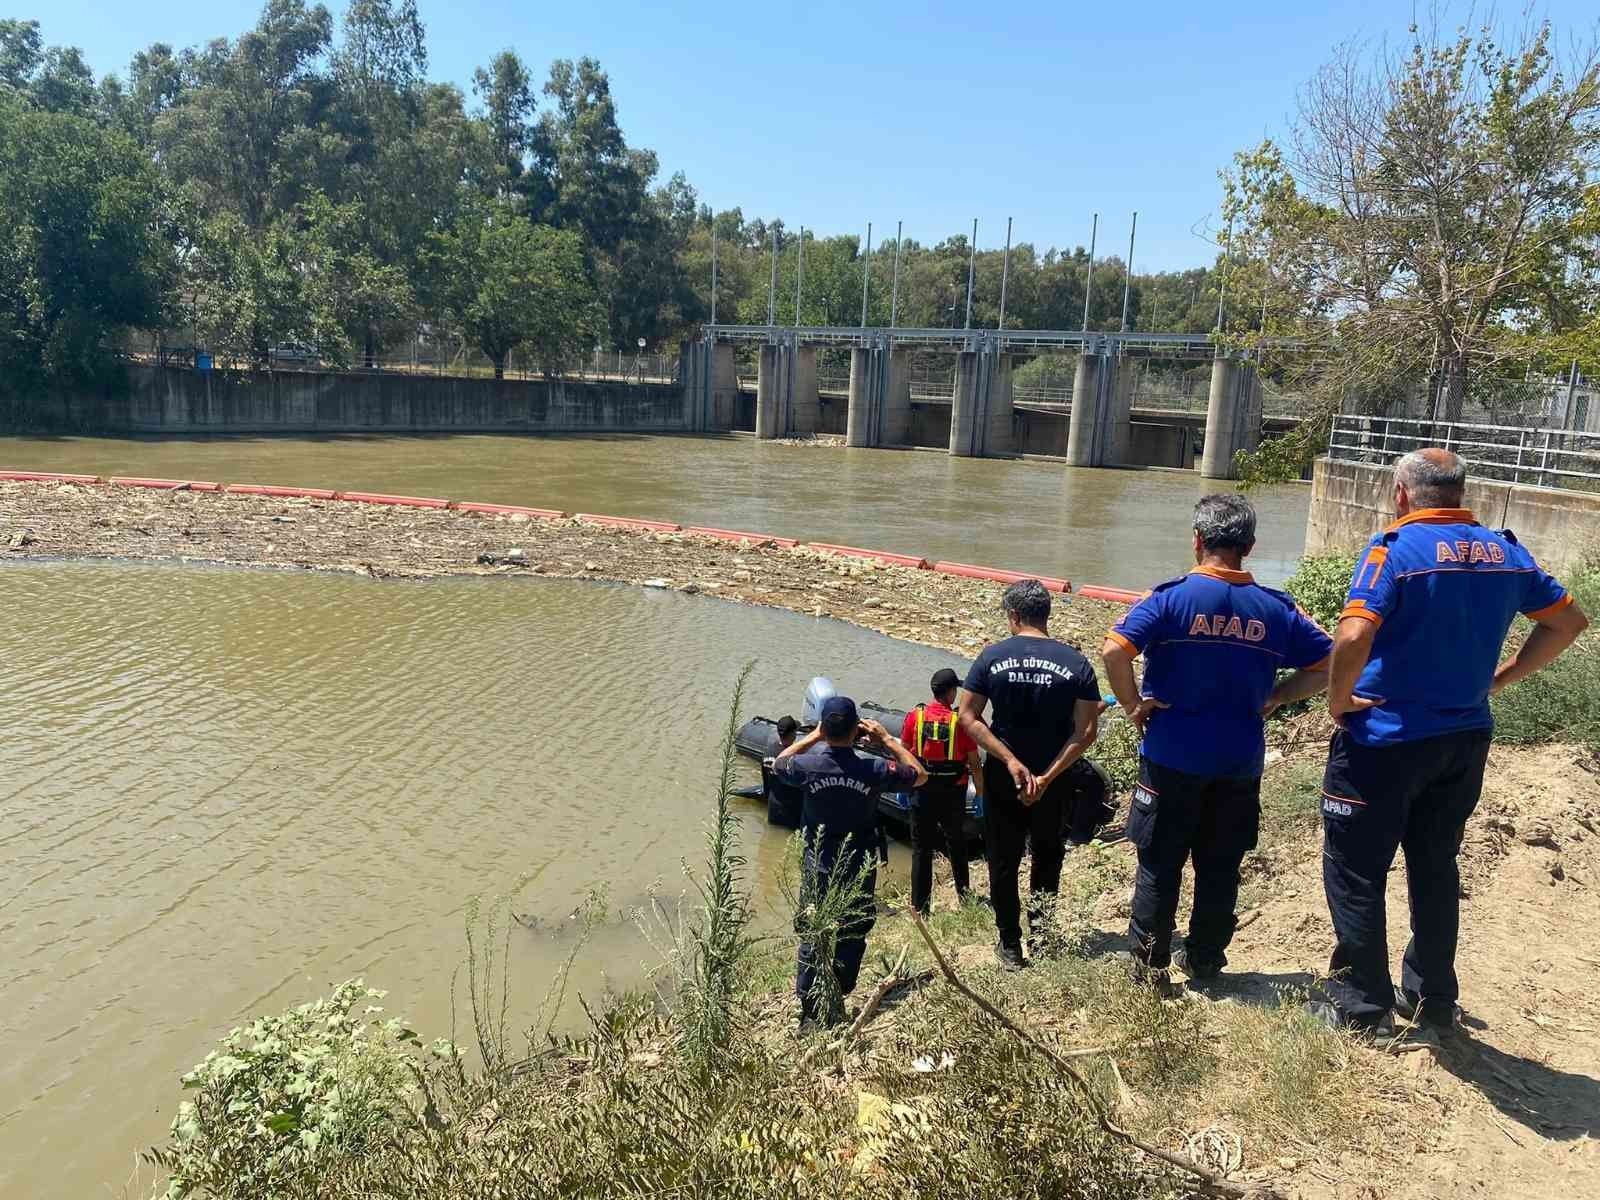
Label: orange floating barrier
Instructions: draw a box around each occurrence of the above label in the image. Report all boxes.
[109,476,191,490]
[806,543,931,570]
[1076,585,1142,605]
[186,481,224,493]
[337,491,450,509]
[0,470,101,484]
[452,501,568,519]
[684,526,800,549]
[226,483,338,500]
[575,513,683,533]
[932,561,1069,592]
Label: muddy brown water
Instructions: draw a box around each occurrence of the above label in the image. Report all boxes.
[0,561,960,1198]
[0,434,1311,587]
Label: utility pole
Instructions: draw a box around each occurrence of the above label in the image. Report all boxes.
[890,219,903,329]
[709,223,718,327]
[963,218,977,329]
[767,226,778,327]
[1120,211,1137,333]
[1081,213,1098,333]
[1215,226,1230,332]
[998,216,1013,331]
[794,226,805,327]
[860,222,872,327]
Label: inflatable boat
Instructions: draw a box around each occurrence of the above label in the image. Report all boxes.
[733,677,1112,849]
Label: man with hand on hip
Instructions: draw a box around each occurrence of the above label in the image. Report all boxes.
[1315,449,1587,1033]
[1103,494,1331,986]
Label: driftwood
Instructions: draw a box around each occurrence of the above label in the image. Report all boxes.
[909,910,1282,1200]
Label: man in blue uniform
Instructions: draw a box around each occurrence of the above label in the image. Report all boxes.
[1317,448,1587,1032]
[959,579,1103,969]
[774,696,926,1027]
[1103,494,1333,983]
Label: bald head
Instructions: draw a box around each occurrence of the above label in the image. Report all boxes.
[1394,448,1466,510]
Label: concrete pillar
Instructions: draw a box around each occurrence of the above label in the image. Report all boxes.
[950,351,980,456]
[755,345,783,439]
[1201,352,1263,479]
[709,342,737,430]
[1105,354,1134,466]
[983,354,1015,455]
[846,347,874,447]
[883,349,912,445]
[789,346,819,434]
[1066,351,1101,466]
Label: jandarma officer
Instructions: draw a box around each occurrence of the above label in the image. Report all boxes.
[1314,448,1587,1033]
[1102,494,1332,985]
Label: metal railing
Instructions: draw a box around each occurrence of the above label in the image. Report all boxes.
[132,344,680,386]
[1329,414,1600,490]
[703,323,1301,358]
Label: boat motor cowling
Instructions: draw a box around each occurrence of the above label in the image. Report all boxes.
[801,676,837,725]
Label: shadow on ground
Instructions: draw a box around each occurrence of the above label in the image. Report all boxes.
[1435,1030,1600,1140]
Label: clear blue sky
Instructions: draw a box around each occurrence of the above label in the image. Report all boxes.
[31,0,1599,270]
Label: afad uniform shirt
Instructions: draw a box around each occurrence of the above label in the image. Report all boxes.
[1339,508,1570,747]
[1109,567,1332,778]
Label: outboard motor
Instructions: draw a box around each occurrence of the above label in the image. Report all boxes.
[802,676,837,725]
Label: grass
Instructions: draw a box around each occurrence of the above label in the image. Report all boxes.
[1492,561,1600,752]
[145,675,1417,1200]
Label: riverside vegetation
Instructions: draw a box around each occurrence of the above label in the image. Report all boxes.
[139,556,1600,1199]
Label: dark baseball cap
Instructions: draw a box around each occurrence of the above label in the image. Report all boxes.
[930,668,961,695]
[819,695,859,737]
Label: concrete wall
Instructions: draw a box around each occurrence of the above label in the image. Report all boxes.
[102,364,691,435]
[1306,456,1600,575]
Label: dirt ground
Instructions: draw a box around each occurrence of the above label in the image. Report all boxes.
[0,478,1122,653]
[4,478,1597,1198]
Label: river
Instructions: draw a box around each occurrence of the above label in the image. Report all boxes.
[0,561,959,1199]
[0,435,1312,587]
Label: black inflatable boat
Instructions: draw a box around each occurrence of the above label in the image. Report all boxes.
[733,677,1113,848]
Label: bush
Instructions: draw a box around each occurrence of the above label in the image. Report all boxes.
[1282,552,1358,631]
[146,980,442,1199]
[1492,562,1600,751]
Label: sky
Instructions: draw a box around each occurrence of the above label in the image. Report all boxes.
[28,0,1600,271]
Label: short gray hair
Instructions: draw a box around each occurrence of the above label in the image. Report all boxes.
[1395,449,1467,506]
[1193,493,1257,552]
[1001,578,1052,626]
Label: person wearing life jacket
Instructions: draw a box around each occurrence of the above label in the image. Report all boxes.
[774,696,926,1029]
[1102,494,1333,989]
[900,668,983,915]
[1312,449,1587,1034]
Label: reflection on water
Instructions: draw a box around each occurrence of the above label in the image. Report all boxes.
[0,434,1311,587]
[0,562,959,1199]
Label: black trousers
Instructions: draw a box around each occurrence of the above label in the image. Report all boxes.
[1320,728,1491,1026]
[910,775,970,913]
[796,863,877,1021]
[983,755,1069,947]
[1126,756,1261,972]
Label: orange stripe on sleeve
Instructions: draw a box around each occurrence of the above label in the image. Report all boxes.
[1525,594,1574,623]
[1339,603,1383,626]
[1104,630,1141,657]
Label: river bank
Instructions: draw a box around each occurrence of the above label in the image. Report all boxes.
[0,477,1127,655]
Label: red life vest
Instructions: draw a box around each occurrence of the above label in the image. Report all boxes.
[913,704,965,779]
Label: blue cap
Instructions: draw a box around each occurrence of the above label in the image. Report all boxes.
[819,695,859,737]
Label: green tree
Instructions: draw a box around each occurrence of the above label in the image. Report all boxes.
[1219,16,1600,474]
[427,198,597,378]
[0,95,169,423]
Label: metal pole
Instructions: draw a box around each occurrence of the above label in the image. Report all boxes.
[1215,227,1230,332]
[1081,213,1098,333]
[998,216,1013,330]
[710,224,718,327]
[1119,211,1137,332]
[794,226,805,328]
[1563,359,1580,429]
[890,220,903,329]
[860,221,872,327]
[964,218,977,329]
[767,226,778,327]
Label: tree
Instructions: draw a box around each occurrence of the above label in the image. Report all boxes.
[473,49,535,193]
[427,198,597,378]
[0,96,170,423]
[1221,17,1600,452]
